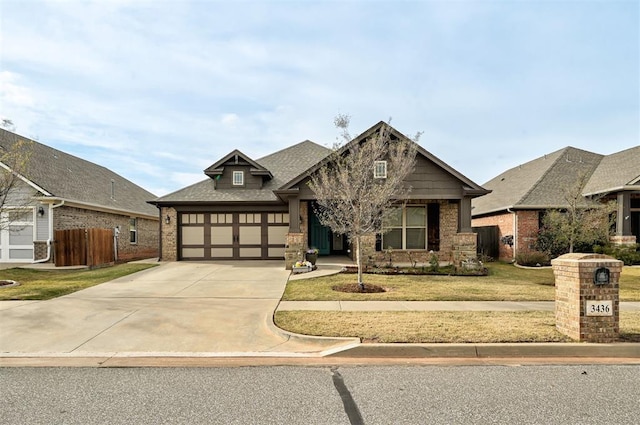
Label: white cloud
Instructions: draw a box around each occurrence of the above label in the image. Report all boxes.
[0,1,636,195]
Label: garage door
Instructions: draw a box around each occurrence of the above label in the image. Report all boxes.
[0,209,34,262]
[179,212,288,260]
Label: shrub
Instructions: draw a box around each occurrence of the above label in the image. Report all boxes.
[594,244,640,266]
[516,251,551,267]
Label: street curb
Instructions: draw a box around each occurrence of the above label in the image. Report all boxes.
[267,308,361,356]
[329,342,640,358]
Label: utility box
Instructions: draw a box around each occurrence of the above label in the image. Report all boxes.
[552,253,622,343]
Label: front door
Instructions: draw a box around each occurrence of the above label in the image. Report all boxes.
[309,212,330,255]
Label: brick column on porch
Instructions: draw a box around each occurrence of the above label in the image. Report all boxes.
[284,232,305,270]
[451,232,477,269]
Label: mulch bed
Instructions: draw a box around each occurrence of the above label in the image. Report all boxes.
[0,280,19,288]
[332,283,386,293]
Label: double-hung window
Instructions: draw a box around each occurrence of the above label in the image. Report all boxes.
[382,206,427,250]
[129,218,138,244]
[233,171,244,186]
[374,161,387,179]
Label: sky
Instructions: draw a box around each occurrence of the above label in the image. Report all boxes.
[1,0,638,197]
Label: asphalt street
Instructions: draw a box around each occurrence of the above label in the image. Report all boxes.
[2,365,639,424]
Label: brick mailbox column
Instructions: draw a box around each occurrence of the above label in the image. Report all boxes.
[551,253,622,343]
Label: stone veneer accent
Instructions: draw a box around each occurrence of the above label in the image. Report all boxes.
[451,233,478,269]
[284,232,305,270]
[610,235,637,246]
[552,253,621,343]
[34,241,49,262]
[160,207,178,261]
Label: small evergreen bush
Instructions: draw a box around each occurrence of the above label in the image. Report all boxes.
[515,251,551,267]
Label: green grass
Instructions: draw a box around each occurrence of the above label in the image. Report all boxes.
[283,262,640,301]
[0,263,158,300]
[275,311,640,343]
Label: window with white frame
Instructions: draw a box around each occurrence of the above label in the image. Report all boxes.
[382,205,427,250]
[374,161,387,179]
[129,218,138,244]
[233,171,244,186]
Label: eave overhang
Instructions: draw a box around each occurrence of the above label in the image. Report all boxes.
[38,196,159,220]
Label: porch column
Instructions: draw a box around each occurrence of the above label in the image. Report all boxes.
[616,192,631,236]
[458,196,473,233]
[611,192,636,246]
[288,195,300,233]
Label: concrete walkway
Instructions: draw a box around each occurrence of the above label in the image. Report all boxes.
[0,261,358,358]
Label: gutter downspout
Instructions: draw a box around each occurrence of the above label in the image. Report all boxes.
[506,207,516,262]
[33,200,65,263]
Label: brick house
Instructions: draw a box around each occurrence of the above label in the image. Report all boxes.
[151,122,489,269]
[472,146,640,261]
[0,128,159,263]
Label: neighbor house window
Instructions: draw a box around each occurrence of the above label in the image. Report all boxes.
[233,171,244,186]
[382,206,426,250]
[374,161,387,179]
[129,218,138,244]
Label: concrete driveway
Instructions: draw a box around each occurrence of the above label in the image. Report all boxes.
[0,261,358,357]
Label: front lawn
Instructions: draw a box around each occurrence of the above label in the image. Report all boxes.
[0,263,158,300]
[274,310,640,343]
[283,262,640,301]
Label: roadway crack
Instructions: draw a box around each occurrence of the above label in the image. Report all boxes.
[330,367,364,425]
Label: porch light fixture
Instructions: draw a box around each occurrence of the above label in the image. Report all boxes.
[165,215,171,224]
[37,206,45,217]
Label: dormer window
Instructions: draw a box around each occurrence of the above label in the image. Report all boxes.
[374,161,387,179]
[233,171,244,186]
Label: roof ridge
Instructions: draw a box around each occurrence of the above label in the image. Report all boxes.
[256,139,328,163]
[513,147,572,206]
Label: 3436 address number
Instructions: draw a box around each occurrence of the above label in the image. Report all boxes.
[586,300,613,316]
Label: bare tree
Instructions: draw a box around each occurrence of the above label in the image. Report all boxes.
[537,173,616,256]
[308,115,419,290]
[0,127,36,230]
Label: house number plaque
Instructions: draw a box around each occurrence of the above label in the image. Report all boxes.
[586,300,613,317]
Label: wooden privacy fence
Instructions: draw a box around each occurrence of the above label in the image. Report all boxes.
[55,228,115,267]
[473,225,499,260]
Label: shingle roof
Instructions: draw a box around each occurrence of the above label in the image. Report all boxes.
[472,147,604,215]
[582,146,640,195]
[0,128,158,217]
[279,121,489,195]
[153,140,331,203]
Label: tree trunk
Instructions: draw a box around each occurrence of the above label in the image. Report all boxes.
[356,236,364,290]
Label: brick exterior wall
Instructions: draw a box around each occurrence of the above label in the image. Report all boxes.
[160,207,178,261]
[516,210,540,255]
[473,212,515,261]
[552,253,621,342]
[473,210,541,261]
[54,205,159,262]
[368,201,466,265]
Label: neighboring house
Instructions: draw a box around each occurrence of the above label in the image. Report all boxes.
[0,129,159,263]
[472,146,640,261]
[151,121,489,269]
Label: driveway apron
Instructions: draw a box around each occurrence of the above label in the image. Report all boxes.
[0,262,357,356]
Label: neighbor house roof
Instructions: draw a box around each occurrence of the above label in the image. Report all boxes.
[472,145,640,216]
[582,146,640,196]
[153,140,332,204]
[0,128,158,218]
